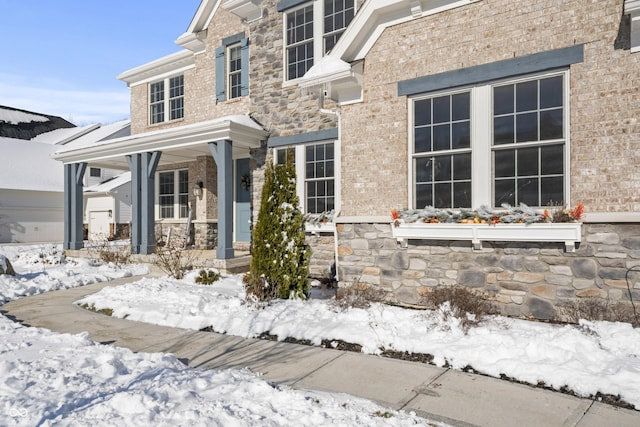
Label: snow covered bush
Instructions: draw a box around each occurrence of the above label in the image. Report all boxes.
[244,150,311,302]
[420,286,494,332]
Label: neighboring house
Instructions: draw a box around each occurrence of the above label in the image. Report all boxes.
[53,0,640,319]
[84,172,132,241]
[0,106,81,243]
[0,105,131,243]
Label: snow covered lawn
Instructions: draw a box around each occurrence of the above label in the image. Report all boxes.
[0,245,438,426]
[78,271,640,410]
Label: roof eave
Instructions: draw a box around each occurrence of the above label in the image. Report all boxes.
[117,50,195,86]
[52,118,269,165]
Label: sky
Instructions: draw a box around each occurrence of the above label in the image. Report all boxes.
[0,0,202,126]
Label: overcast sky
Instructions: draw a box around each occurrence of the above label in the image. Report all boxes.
[0,0,201,126]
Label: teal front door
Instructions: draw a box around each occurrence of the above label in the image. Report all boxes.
[235,158,251,243]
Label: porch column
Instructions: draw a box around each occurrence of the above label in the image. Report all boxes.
[208,140,234,259]
[63,162,86,250]
[127,151,161,254]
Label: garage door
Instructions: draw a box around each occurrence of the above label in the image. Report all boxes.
[89,211,111,241]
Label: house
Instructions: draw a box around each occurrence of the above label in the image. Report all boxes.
[84,172,132,241]
[0,106,82,243]
[0,105,131,243]
[53,0,640,320]
[54,120,133,241]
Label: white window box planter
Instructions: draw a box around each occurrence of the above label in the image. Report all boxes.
[305,222,335,234]
[392,222,582,252]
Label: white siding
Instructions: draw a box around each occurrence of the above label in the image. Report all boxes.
[0,189,64,243]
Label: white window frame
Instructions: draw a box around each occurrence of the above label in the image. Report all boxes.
[149,74,184,125]
[226,43,243,99]
[282,0,356,85]
[156,169,189,220]
[408,69,570,210]
[274,140,341,215]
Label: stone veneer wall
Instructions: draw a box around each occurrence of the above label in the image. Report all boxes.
[336,222,640,320]
[306,231,336,279]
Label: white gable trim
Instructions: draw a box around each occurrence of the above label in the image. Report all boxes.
[298,0,479,98]
[334,0,480,62]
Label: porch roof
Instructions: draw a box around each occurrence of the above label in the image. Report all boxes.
[51,115,268,169]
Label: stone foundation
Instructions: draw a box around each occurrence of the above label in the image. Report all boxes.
[336,222,640,320]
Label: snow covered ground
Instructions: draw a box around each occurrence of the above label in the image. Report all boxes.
[77,270,640,410]
[0,245,439,426]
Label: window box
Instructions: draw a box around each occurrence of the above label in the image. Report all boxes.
[392,222,582,252]
[305,222,335,233]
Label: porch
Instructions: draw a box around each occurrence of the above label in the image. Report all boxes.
[52,116,268,261]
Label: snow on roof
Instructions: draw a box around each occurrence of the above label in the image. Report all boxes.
[30,124,99,145]
[53,115,258,156]
[0,109,48,125]
[84,171,131,194]
[60,120,131,151]
[298,56,352,87]
[0,137,63,192]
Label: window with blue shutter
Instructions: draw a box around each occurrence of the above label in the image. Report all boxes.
[215,33,249,103]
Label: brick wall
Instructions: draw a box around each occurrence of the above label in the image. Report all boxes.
[339,0,640,216]
[334,0,640,319]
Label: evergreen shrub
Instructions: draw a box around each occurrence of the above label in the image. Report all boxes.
[244,150,311,302]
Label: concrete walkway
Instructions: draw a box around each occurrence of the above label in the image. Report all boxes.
[2,277,639,427]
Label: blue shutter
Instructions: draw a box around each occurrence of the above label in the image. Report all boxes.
[240,38,250,97]
[215,46,226,103]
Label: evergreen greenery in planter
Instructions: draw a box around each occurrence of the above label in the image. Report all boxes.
[244,150,311,301]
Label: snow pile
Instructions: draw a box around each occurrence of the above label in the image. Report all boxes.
[0,244,147,305]
[0,316,432,426]
[0,244,438,426]
[78,274,640,408]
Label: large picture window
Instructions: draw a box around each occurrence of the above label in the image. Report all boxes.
[410,71,567,210]
[158,170,189,219]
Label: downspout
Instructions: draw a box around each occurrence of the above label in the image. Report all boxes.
[319,89,341,282]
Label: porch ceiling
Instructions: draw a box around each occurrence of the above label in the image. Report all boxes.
[51,116,269,170]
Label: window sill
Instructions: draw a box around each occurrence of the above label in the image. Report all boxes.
[392,222,582,252]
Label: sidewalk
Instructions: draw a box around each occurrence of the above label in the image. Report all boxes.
[2,277,639,427]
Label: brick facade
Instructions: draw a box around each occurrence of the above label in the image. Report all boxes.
[332,0,640,318]
[339,0,640,216]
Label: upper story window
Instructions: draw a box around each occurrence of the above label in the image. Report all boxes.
[323,0,355,53]
[158,169,189,219]
[283,0,356,81]
[410,71,568,210]
[149,75,184,125]
[216,34,249,102]
[89,167,102,178]
[286,5,314,80]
